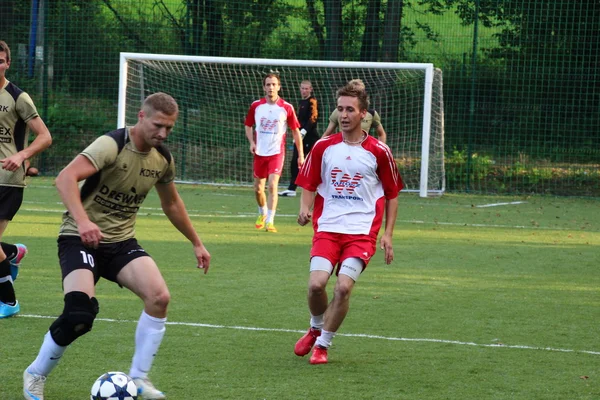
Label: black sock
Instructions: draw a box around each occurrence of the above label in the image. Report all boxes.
[1,242,18,260]
[0,258,16,305]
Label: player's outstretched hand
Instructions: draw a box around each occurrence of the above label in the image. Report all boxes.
[194,244,211,274]
[380,234,394,265]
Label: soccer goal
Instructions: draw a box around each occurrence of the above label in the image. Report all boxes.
[118,53,445,197]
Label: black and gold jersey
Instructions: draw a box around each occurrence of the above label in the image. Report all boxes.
[59,127,176,242]
[0,80,39,187]
[328,108,381,133]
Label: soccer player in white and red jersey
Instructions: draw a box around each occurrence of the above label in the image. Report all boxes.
[244,72,304,233]
[293,81,403,365]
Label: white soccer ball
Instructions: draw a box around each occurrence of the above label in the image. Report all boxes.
[91,371,138,400]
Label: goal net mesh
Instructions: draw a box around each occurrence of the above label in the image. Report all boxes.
[121,56,445,194]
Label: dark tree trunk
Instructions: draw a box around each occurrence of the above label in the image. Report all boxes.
[306,0,325,59]
[188,0,203,55]
[205,0,224,56]
[381,0,403,62]
[360,0,381,61]
[323,0,343,60]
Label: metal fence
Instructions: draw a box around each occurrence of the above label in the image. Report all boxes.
[2,0,598,196]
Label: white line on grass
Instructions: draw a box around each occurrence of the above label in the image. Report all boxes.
[19,314,600,356]
[475,201,528,208]
[20,207,575,231]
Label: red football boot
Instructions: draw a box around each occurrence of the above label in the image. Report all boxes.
[309,345,328,365]
[294,327,321,356]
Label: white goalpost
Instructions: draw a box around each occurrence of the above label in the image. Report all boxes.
[118,53,445,197]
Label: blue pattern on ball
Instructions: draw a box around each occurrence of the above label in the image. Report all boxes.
[91,371,138,400]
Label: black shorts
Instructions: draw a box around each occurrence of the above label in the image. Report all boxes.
[0,186,24,220]
[57,236,151,285]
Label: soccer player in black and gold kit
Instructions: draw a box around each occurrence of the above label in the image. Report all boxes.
[24,93,211,400]
[322,79,387,144]
[0,40,52,319]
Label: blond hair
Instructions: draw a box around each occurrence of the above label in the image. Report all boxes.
[347,79,366,91]
[143,92,179,116]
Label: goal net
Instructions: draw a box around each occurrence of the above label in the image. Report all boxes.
[118,53,445,197]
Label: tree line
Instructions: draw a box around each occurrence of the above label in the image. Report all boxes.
[1,0,598,155]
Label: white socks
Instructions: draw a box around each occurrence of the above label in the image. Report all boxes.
[27,311,167,379]
[266,210,276,224]
[129,311,166,379]
[315,330,335,349]
[28,331,67,376]
[310,314,335,348]
[310,314,324,330]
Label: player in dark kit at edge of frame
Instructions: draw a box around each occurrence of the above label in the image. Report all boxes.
[0,40,53,319]
[23,92,211,400]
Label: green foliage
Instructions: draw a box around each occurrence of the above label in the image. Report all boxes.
[261,8,320,60]
[40,93,115,174]
[221,0,296,57]
[445,146,494,182]
[444,147,600,196]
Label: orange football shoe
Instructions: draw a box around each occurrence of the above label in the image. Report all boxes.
[265,223,278,233]
[255,214,266,229]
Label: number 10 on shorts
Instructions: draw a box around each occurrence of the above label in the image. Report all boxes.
[80,251,95,268]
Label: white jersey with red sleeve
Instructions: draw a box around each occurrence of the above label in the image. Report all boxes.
[296,133,403,236]
[244,97,300,156]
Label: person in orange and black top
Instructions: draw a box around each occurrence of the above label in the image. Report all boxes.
[279,80,319,197]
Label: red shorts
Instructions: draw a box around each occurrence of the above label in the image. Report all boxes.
[310,231,377,274]
[253,153,285,179]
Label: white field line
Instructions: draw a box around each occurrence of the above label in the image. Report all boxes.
[18,314,600,356]
[19,207,571,231]
[475,201,527,208]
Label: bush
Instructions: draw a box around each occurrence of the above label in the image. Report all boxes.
[35,93,115,174]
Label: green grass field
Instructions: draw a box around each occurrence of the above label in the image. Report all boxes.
[2,177,599,399]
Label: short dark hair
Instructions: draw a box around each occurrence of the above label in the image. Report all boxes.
[263,70,281,85]
[336,82,369,111]
[143,92,179,116]
[0,41,11,63]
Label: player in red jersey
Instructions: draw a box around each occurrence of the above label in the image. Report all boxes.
[244,72,304,232]
[294,81,403,364]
